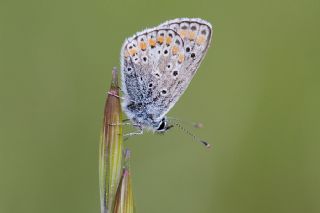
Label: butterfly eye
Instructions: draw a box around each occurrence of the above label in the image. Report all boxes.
[157,119,166,131]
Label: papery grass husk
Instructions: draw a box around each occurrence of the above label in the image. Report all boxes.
[113,150,135,213]
[99,67,124,213]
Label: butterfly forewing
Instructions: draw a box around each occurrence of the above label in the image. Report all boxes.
[158,18,212,116]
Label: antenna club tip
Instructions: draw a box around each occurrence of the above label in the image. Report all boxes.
[201,141,211,149]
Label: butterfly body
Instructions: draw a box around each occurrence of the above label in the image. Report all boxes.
[120,18,213,133]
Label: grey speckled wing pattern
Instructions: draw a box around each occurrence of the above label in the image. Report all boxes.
[120,18,213,133]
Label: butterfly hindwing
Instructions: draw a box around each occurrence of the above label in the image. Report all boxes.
[120,18,212,126]
[121,28,185,119]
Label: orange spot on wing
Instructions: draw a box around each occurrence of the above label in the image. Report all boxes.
[178,53,185,63]
[139,42,147,50]
[172,45,179,55]
[166,36,172,45]
[178,30,187,39]
[189,31,196,40]
[157,36,164,44]
[196,35,206,45]
[124,51,129,57]
[128,48,137,56]
[148,38,156,47]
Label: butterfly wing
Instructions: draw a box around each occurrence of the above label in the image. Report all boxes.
[158,18,213,115]
[120,18,212,124]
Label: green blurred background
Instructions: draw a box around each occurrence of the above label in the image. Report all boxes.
[1,0,319,212]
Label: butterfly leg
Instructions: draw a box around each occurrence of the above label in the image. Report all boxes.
[108,122,132,126]
[107,91,126,100]
[107,91,137,103]
[108,119,136,126]
[124,125,143,139]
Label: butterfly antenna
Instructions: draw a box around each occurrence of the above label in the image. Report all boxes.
[169,119,211,148]
[167,116,204,129]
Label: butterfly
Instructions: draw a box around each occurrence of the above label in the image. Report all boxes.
[120,18,213,136]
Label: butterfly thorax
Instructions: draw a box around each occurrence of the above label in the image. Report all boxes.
[122,101,167,132]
